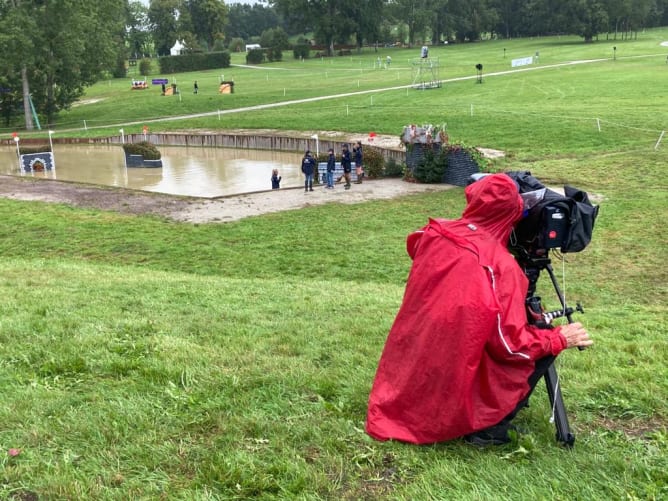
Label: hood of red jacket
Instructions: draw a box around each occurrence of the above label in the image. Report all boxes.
[462,173,524,243]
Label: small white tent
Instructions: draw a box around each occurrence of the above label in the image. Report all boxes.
[170,40,185,56]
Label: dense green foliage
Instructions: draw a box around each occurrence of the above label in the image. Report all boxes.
[0,31,666,499]
[158,51,231,73]
[0,0,126,126]
[122,141,161,160]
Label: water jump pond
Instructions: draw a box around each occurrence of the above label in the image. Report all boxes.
[0,144,305,198]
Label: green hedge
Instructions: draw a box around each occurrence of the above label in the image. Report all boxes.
[122,141,161,160]
[246,49,264,64]
[158,51,231,73]
[293,44,310,59]
[19,145,51,154]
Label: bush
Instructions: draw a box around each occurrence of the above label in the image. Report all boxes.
[246,49,264,64]
[266,47,283,62]
[139,58,152,76]
[228,37,244,52]
[410,142,490,183]
[293,44,310,59]
[384,157,404,178]
[122,141,161,160]
[19,145,51,154]
[159,51,231,73]
[363,147,385,178]
[412,146,447,183]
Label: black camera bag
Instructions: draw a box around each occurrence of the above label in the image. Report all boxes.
[506,171,599,253]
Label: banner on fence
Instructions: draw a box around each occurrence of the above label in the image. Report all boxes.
[511,57,534,67]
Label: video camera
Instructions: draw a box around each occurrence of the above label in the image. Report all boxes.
[468,171,600,446]
[505,171,599,256]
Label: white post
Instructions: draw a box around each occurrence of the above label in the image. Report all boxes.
[470,104,474,116]
[218,110,221,120]
[13,136,20,171]
[311,134,319,157]
[346,105,349,116]
[84,120,87,130]
[596,118,601,132]
[120,129,126,168]
[655,131,665,150]
[284,88,286,96]
[48,130,56,169]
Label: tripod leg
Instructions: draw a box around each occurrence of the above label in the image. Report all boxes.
[544,362,575,447]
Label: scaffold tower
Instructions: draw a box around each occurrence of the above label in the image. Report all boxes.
[411,57,441,89]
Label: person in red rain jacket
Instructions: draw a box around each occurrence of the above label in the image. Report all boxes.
[365,173,592,445]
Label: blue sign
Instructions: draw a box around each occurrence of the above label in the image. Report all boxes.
[152,79,169,85]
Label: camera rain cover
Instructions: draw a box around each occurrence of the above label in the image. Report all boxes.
[506,171,599,253]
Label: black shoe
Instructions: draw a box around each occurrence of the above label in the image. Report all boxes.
[464,424,514,446]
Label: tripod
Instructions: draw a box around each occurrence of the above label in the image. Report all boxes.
[518,251,583,447]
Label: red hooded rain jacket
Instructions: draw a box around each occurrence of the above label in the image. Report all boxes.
[365,174,568,444]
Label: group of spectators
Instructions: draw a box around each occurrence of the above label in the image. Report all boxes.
[271,141,365,192]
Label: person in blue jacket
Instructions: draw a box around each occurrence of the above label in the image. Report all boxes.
[271,169,281,190]
[341,144,352,190]
[301,150,316,192]
[326,148,336,189]
[353,140,364,184]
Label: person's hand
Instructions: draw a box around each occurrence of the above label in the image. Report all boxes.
[559,322,593,349]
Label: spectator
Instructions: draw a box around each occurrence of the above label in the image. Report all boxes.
[301,150,316,193]
[271,169,281,190]
[341,144,352,190]
[353,141,364,184]
[325,148,336,189]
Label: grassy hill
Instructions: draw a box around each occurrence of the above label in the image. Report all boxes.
[0,30,666,499]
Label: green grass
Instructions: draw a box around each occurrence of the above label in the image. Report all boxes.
[0,30,667,499]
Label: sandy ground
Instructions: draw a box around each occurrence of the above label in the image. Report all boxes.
[0,174,455,224]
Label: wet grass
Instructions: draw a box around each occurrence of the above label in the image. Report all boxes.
[0,30,666,500]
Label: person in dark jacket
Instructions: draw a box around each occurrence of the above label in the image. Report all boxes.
[301,150,316,192]
[353,141,364,183]
[271,169,281,190]
[341,144,352,190]
[325,148,336,189]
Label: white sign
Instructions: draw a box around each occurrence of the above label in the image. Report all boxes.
[511,56,534,67]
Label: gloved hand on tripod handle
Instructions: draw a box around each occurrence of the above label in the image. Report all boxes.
[559,322,593,349]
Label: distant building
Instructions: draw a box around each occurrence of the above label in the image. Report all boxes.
[245,44,261,52]
[170,40,185,56]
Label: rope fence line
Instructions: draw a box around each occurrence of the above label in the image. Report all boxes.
[2,103,664,138]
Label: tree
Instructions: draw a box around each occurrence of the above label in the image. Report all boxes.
[127,1,152,59]
[388,0,431,46]
[564,0,609,42]
[348,0,385,50]
[182,0,228,51]
[226,3,282,41]
[0,0,127,128]
[148,0,180,56]
[270,0,357,56]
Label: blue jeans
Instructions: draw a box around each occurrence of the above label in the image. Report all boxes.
[326,171,334,187]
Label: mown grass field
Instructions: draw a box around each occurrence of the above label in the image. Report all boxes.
[0,29,667,499]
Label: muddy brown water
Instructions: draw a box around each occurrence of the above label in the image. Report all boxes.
[0,144,305,198]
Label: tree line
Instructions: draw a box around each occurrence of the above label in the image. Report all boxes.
[1,0,667,130]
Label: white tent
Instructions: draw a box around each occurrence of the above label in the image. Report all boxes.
[170,40,185,56]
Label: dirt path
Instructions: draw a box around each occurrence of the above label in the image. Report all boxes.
[0,174,455,224]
